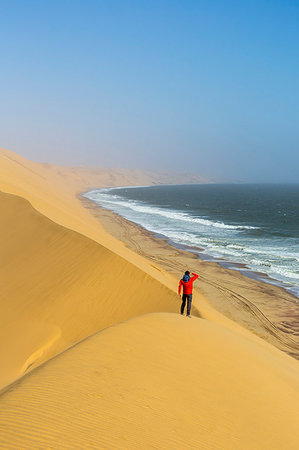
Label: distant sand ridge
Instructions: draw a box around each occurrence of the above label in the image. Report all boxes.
[0,148,298,449]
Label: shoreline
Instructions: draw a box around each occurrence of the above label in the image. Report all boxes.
[83,185,299,300]
[149,230,299,302]
[80,194,299,359]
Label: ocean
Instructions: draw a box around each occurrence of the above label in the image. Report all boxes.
[84,184,299,299]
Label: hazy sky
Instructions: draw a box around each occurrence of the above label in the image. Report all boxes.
[1,1,298,182]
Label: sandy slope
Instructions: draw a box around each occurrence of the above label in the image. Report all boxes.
[0,148,196,290]
[1,314,299,449]
[0,148,299,449]
[0,191,178,388]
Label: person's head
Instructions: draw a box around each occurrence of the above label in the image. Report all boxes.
[182,271,190,282]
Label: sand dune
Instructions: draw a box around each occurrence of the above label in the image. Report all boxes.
[0,148,299,449]
[0,190,178,388]
[0,148,197,289]
[1,313,299,449]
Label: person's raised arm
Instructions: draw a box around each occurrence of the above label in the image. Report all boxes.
[191,272,199,281]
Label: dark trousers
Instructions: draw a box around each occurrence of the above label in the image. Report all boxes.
[181,294,192,315]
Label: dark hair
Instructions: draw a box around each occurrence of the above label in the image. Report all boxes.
[185,270,190,275]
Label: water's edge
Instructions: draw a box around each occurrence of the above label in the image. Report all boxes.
[81,188,299,303]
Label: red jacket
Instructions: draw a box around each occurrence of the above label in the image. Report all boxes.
[178,273,199,295]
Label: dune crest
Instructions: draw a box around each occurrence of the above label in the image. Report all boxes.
[0,190,178,388]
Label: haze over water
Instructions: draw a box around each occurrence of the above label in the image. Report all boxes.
[86,184,299,298]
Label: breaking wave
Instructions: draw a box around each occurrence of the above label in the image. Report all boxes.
[85,186,299,298]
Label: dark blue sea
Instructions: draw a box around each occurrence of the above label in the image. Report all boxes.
[85,184,299,299]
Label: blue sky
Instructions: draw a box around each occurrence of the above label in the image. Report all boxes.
[0,0,298,181]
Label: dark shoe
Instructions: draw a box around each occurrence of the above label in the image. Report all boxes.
[186,315,191,318]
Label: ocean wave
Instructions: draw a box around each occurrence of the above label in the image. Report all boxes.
[87,192,258,231]
[265,265,299,281]
[156,231,299,281]
[85,188,299,295]
[241,227,292,239]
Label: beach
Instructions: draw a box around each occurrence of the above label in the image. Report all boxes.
[0,148,299,449]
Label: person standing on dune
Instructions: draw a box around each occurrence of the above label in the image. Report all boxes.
[178,271,199,318]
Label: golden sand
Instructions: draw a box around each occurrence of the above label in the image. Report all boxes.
[0,190,178,389]
[0,148,298,449]
[1,314,299,449]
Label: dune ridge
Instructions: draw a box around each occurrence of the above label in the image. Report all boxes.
[0,148,299,449]
[0,190,179,388]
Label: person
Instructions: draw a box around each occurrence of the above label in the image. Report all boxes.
[178,271,199,318]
